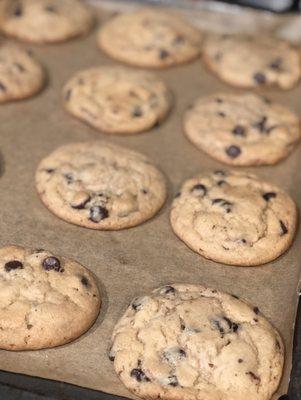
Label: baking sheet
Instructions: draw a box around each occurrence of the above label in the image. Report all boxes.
[0,1,300,399]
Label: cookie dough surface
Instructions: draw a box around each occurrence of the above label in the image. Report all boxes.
[184,93,300,166]
[0,0,93,43]
[36,142,167,230]
[203,34,301,89]
[97,9,202,68]
[0,42,44,102]
[0,245,100,350]
[110,284,284,400]
[170,170,297,266]
[63,66,172,135]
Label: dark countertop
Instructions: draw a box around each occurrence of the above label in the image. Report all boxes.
[0,300,300,400]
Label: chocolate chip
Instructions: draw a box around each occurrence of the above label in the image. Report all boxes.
[276,339,281,350]
[13,4,22,16]
[42,256,62,272]
[0,82,7,92]
[212,198,233,213]
[34,249,45,253]
[191,183,207,197]
[232,125,246,137]
[238,358,243,363]
[161,285,175,295]
[208,363,214,368]
[45,5,56,12]
[64,173,74,184]
[45,168,55,173]
[279,220,288,236]
[174,191,181,198]
[212,316,239,334]
[226,145,241,158]
[89,206,109,223]
[168,375,178,386]
[131,298,143,311]
[253,306,259,314]
[81,276,89,286]
[4,260,23,272]
[71,196,91,210]
[253,116,268,133]
[263,192,276,201]
[217,180,226,187]
[130,368,150,382]
[159,49,170,59]
[163,347,186,363]
[278,396,289,400]
[141,189,148,194]
[132,106,143,118]
[27,324,33,330]
[173,35,184,44]
[269,58,283,71]
[253,72,266,85]
[246,371,261,382]
[215,98,223,104]
[231,294,239,299]
[108,353,115,362]
[218,111,226,117]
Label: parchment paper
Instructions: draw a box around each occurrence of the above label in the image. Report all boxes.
[0,1,300,399]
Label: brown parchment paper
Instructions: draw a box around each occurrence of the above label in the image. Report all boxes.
[0,1,300,398]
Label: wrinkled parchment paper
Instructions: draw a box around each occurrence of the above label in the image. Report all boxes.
[0,1,300,398]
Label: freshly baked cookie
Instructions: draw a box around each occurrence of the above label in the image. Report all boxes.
[0,0,93,44]
[62,66,172,135]
[170,170,297,266]
[0,245,100,350]
[36,142,167,230]
[97,9,202,68]
[203,34,301,89]
[184,93,300,166]
[0,42,44,102]
[109,283,284,400]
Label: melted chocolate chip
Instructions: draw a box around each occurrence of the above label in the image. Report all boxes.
[232,125,246,137]
[279,220,288,236]
[159,49,170,59]
[42,256,62,272]
[253,72,266,85]
[191,183,207,197]
[132,106,143,118]
[130,368,150,382]
[89,206,109,223]
[246,371,261,382]
[71,196,91,210]
[4,260,23,272]
[81,276,89,286]
[212,198,233,213]
[263,192,276,201]
[168,375,179,386]
[0,82,7,92]
[269,58,283,71]
[225,145,241,158]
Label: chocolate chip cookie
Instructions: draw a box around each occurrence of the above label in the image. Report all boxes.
[0,0,93,44]
[110,283,284,400]
[184,93,300,166]
[203,34,301,90]
[36,142,167,230]
[0,245,100,350]
[0,42,45,102]
[170,170,297,266]
[62,66,172,135]
[97,9,202,68]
